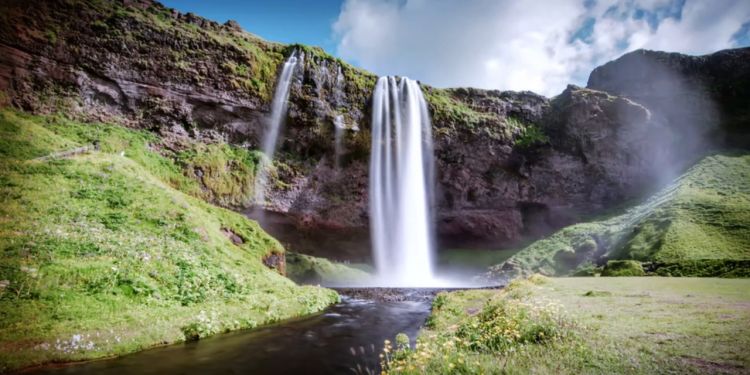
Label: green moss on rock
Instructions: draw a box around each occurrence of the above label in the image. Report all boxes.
[176,143,262,207]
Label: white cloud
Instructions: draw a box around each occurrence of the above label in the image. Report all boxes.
[332,0,750,96]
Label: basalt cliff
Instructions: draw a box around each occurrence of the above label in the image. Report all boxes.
[1,0,748,257]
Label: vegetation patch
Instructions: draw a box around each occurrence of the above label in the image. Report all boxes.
[423,87,498,138]
[601,260,646,277]
[176,143,262,207]
[381,278,578,373]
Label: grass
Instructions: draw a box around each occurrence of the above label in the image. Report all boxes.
[175,143,263,207]
[422,87,498,138]
[0,109,339,372]
[493,153,750,277]
[382,276,750,374]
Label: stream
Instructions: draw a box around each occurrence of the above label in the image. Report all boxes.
[29,290,436,375]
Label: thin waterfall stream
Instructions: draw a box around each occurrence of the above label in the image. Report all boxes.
[254,51,302,208]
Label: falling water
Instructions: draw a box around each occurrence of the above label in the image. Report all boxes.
[369,76,436,286]
[254,51,301,207]
[333,114,345,170]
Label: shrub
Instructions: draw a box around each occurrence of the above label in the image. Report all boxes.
[515,123,549,147]
[456,297,568,353]
[395,333,410,351]
[652,260,750,277]
[181,310,221,341]
[601,260,645,276]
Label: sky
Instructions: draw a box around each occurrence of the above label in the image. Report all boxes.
[162,0,750,97]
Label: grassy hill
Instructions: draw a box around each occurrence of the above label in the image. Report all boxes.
[490,153,750,278]
[0,109,338,372]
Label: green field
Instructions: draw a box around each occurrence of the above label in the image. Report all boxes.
[382,277,750,374]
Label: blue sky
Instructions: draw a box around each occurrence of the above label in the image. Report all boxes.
[160,0,344,52]
[161,0,750,96]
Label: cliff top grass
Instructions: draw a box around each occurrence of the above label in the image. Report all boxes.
[0,109,338,372]
[381,276,750,374]
[493,153,750,277]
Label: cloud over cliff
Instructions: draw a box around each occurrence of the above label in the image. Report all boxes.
[333,0,750,96]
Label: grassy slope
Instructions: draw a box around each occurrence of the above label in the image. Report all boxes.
[0,109,339,372]
[494,153,750,277]
[383,277,750,374]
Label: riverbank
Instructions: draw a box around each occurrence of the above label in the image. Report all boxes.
[382,276,750,374]
[22,293,433,375]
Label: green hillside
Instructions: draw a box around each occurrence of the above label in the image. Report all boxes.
[492,153,750,278]
[0,109,338,371]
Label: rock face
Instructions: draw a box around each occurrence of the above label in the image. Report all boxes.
[0,0,747,256]
[432,85,665,247]
[587,48,750,149]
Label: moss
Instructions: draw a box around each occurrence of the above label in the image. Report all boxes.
[0,109,339,371]
[423,87,496,136]
[176,143,261,207]
[514,122,550,147]
[44,29,58,44]
[601,260,646,276]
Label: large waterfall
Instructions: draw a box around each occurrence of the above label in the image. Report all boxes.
[254,51,301,207]
[369,76,436,286]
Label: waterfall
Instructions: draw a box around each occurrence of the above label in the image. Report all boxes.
[333,114,345,170]
[254,51,301,207]
[369,76,436,286]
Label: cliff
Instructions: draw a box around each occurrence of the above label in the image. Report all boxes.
[1,0,747,255]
